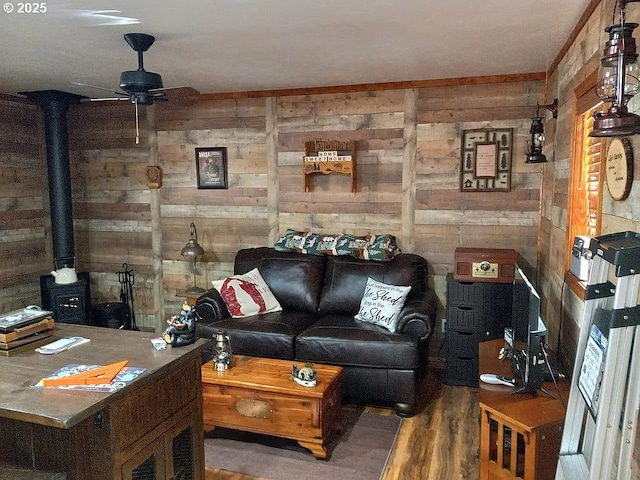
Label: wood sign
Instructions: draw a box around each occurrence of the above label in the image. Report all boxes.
[605,137,633,201]
[460,128,513,192]
[304,140,357,192]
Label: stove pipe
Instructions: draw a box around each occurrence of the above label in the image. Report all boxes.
[21,90,85,269]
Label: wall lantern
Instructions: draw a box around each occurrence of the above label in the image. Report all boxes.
[526,99,558,164]
[181,222,205,294]
[591,0,640,137]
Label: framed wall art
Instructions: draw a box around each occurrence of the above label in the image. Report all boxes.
[460,128,513,192]
[196,147,228,189]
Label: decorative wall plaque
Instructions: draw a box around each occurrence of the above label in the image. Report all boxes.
[605,137,633,201]
[304,140,357,192]
[460,128,513,192]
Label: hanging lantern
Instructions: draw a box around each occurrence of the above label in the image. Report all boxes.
[526,110,547,164]
[591,2,640,137]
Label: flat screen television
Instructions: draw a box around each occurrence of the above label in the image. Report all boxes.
[510,266,551,396]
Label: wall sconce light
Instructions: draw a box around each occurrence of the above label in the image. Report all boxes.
[526,99,558,164]
[181,222,205,294]
[591,0,640,137]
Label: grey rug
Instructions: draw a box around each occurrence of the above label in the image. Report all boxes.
[204,407,402,480]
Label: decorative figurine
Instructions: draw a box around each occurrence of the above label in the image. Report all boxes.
[163,302,196,347]
[292,363,317,387]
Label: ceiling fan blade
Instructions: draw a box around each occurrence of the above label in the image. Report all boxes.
[151,86,199,98]
[87,97,130,102]
[72,81,128,97]
[150,86,199,106]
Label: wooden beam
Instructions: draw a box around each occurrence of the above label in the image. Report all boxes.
[198,73,547,100]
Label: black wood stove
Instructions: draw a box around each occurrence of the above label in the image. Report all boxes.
[23,90,92,325]
[40,272,91,325]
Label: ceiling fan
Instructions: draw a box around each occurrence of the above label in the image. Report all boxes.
[75,33,198,143]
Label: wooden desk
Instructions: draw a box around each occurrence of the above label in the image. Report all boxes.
[0,324,207,480]
[479,340,569,480]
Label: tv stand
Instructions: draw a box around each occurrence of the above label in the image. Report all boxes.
[479,340,569,480]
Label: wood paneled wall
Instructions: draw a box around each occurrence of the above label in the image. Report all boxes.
[0,98,47,311]
[543,0,640,369]
[0,77,544,333]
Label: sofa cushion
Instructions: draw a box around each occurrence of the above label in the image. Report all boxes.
[235,247,326,314]
[212,268,282,318]
[318,253,428,316]
[295,315,420,370]
[196,310,318,360]
[273,228,400,261]
[355,277,410,332]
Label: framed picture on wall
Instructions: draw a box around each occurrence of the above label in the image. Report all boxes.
[196,147,228,189]
[460,128,512,192]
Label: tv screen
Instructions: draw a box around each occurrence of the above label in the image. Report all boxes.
[511,266,548,394]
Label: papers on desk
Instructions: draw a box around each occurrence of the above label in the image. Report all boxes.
[34,363,147,393]
[36,336,90,354]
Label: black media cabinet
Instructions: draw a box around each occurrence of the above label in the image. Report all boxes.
[444,273,514,386]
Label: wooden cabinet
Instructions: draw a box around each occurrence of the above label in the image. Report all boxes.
[122,406,201,480]
[0,324,206,480]
[479,340,568,480]
[445,274,513,386]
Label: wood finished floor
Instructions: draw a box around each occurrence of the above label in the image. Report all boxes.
[204,366,480,480]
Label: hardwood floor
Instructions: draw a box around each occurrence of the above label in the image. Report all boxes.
[204,366,480,480]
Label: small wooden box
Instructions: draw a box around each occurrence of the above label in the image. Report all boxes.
[201,356,342,459]
[454,247,519,283]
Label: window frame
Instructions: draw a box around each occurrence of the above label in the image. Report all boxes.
[565,70,605,298]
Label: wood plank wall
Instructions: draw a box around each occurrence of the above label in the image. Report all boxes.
[0,98,48,311]
[67,102,154,327]
[0,77,544,333]
[542,0,640,369]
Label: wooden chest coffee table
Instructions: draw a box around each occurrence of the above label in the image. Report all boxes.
[201,355,342,458]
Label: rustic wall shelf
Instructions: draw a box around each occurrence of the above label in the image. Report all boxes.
[304,140,357,192]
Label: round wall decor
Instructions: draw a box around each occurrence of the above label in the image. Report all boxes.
[605,137,633,201]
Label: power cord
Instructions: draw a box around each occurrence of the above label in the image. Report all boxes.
[542,341,567,409]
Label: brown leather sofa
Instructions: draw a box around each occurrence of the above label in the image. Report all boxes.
[194,247,438,416]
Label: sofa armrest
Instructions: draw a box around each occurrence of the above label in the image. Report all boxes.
[194,288,230,323]
[396,290,438,340]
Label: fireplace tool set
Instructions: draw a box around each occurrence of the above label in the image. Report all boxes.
[117,263,138,330]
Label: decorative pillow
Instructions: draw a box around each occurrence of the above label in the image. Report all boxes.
[274,228,400,261]
[354,277,410,332]
[212,268,282,318]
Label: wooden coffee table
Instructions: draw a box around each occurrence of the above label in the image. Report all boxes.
[201,355,342,458]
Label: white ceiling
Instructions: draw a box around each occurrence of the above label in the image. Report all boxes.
[0,0,591,99]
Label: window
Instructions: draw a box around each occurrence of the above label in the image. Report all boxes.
[566,74,605,294]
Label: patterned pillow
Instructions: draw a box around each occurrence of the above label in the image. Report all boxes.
[212,268,282,318]
[273,229,400,261]
[354,277,410,332]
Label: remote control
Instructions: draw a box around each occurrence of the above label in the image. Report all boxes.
[480,373,517,387]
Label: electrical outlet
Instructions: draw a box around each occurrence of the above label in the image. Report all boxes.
[441,318,447,334]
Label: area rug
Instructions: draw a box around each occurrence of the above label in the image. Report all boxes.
[204,407,402,480]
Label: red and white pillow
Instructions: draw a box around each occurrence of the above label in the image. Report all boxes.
[212,268,282,318]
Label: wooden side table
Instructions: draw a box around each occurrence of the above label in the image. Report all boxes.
[479,340,569,480]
